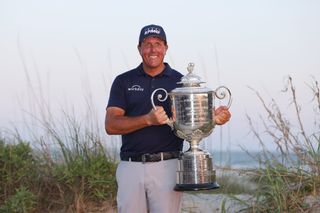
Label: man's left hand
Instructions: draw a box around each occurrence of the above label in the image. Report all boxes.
[214,106,231,125]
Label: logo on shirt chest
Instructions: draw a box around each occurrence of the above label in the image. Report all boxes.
[128,85,144,92]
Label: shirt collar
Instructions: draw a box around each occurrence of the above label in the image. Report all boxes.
[137,63,172,77]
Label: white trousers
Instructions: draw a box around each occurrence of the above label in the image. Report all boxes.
[116,159,182,213]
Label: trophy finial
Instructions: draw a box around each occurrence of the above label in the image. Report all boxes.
[187,63,195,74]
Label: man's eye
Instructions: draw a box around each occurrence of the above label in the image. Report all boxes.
[143,43,162,49]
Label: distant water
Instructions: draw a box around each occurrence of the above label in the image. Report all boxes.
[210,150,300,169]
[211,151,260,169]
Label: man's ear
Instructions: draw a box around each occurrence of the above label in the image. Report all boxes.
[165,45,168,54]
[137,45,142,55]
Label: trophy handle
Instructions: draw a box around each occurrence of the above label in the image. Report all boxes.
[213,86,232,109]
[150,88,174,129]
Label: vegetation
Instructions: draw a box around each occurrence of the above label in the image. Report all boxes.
[0,186,36,213]
[0,126,117,212]
[229,77,320,212]
[0,141,37,212]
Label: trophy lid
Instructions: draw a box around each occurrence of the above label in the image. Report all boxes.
[171,63,212,94]
[177,63,205,87]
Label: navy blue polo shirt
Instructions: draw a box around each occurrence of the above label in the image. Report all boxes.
[107,63,184,158]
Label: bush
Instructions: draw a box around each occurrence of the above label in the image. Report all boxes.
[0,186,36,213]
[52,149,117,205]
[0,135,118,212]
[0,140,38,204]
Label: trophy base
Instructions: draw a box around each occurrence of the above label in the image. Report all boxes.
[174,182,220,191]
[175,148,219,192]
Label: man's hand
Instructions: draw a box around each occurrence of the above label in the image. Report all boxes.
[147,106,170,126]
[214,106,231,125]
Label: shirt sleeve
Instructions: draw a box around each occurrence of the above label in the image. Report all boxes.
[107,75,127,110]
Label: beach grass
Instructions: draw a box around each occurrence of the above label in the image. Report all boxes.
[0,46,119,212]
[229,76,320,212]
[0,130,118,213]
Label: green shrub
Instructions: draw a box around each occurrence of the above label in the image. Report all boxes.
[0,186,36,213]
[53,150,117,202]
[0,140,38,202]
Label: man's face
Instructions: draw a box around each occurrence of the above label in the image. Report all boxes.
[138,36,168,71]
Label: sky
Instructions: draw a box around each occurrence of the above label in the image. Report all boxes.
[0,0,319,151]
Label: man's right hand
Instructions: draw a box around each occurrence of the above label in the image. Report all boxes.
[147,106,170,126]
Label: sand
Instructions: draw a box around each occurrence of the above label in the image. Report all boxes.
[181,193,252,213]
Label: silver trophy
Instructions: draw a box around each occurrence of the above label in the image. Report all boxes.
[151,63,232,191]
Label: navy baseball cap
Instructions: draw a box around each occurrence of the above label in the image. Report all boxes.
[139,24,167,44]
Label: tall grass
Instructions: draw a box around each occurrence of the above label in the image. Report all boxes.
[0,44,118,212]
[0,117,118,213]
[237,77,320,212]
[36,115,118,212]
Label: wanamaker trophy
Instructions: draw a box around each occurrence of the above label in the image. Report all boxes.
[151,63,232,191]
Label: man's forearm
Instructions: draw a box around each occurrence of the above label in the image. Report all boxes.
[105,114,151,135]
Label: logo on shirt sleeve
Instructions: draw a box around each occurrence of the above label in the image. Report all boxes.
[128,85,144,91]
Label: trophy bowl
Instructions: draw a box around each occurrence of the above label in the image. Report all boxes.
[151,63,231,191]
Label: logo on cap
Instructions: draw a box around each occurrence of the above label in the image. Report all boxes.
[144,27,161,36]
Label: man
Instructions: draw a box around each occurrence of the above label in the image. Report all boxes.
[105,24,231,213]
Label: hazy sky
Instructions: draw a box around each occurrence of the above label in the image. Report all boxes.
[1,0,319,151]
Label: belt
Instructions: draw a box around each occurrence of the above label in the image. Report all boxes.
[121,151,180,163]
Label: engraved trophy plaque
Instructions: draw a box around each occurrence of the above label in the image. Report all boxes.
[151,63,232,191]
